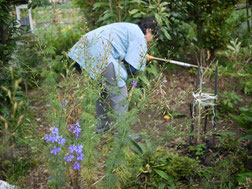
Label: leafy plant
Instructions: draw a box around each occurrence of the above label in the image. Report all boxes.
[218,39,252,94]
[220,90,241,112]
[230,104,252,130]
[188,144,207,157]
[129,140,199,188]
[0,0,21,66]
[0,67,35,182]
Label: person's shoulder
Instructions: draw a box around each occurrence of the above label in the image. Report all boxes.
[109,22,137,28]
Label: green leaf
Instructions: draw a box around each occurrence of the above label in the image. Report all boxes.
[130,138,144,155]
[132,13,143,18]
[158,182,166,189]
[93,2,108,9]
[129,9,139,15]
[139,74,149,86]
[129,0,148,4]
[161,28,171,40]
[236,172,252,183]
[146,64,158,76]
[153,169,173,182]
[239,134,252,141]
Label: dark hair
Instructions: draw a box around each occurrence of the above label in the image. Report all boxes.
[136,17,160,36]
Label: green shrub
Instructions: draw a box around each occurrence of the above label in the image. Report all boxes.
[128,140,199,188]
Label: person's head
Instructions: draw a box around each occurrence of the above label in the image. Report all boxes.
[136,17,160,43]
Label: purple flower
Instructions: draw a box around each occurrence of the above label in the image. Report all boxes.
[57,137,66,146]
[50,134,60,143]
[68,121,82,138]
[75,121,80,127]
[63,153,75,162]
[73,127,81,138]
[133,80,137,87]
[68,124,74,132]
[75,144,83,153]
[51,127,59,134]
[76,153,84,161]
[69,145,77,153]
[50,146,61,155]
[191,165,193,168]
[45,134,51,142]
[61,99,68,106]
[73,162,81,170]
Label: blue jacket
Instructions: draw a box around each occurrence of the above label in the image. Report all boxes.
[68,22,147,87]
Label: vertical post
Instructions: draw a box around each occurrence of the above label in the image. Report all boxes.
[189,66,201,145]
[28,7,34,32]
[212,66,218,147]
[15,6,21,28]
[246,0,251,33]
[189,104,194,145]
[195,66,200,90]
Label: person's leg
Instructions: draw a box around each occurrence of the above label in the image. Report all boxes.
[109,85,128,118]
[103,63,128,120]
[95,63,128,133]
[95,90,111,133]
[73,62,82,74]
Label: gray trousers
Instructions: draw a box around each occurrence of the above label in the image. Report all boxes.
[95,63,128,133]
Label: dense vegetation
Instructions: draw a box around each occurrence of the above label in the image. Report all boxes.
[0,0,251,188]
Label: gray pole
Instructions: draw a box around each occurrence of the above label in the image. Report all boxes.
[246,0,251,33]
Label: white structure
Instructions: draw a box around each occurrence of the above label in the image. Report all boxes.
[15,4,34,32]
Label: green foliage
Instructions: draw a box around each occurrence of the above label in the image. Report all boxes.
[0,1,19,66]
[28,0,49,9]
[12,35,44,90]
[218,39,252,94]
[73,0,194,59]
[188,144,207,157]
[220,90,241,112]
[230,104,252,130]
[0,67,36,182]
[35,24,83,58]
[199,133,250,188]
[230,104,252,143]
[128,140,199,188]
[185,0,239,52]
[237,172,252,186]
[226,8,251,46]
[73,0,240,60]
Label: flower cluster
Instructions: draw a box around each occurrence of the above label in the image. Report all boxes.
[133,80,137,87]
[45,127,65,155]
[63,144,84,170]
[61,99,68,106]
[68,121,81,138]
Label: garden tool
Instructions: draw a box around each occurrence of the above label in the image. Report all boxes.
[147,54,199,68]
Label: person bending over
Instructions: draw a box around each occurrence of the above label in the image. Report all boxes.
[68,17,160,134]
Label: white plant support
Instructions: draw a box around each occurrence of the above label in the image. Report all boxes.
[15,4,34,33]
[192,67,217,144]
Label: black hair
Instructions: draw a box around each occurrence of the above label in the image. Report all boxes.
[136,17,160,36]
